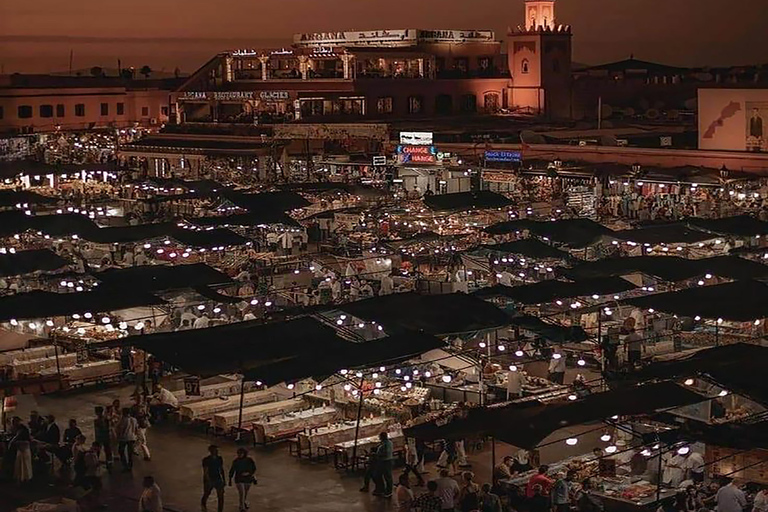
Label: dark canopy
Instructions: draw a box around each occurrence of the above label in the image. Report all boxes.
[509,315,588,343]
[610,224,715,245]
[95,263,233,292]
[479,239,572,260]
[336,292,510,335]
[563,256,768,282]
[473,277,636,304]
[0,288,165,321]
[0,190,58,207]
[223,191,310,213]
[686,215,768,237]
[83,223,176,244]
[0,160,120,179]
[0,249,68,277]
[170,228,250,248]
[190,212,300,227]
[405,381,705,448]
[625,280,768,321]
[424,191,513,211]
[485,219,614,248]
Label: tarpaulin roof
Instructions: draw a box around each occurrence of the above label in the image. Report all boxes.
[244,331,445,386]
[630,343,768,407]
[336,292,511,335]
[0,190,58,207]
[223,191,310,213]
[423,191,513,211]
[509,315,588,343]
[610,223,715,244]
[101,317,351,376]
[650,420,768,451]
[192,286,243,304]
[405,381,705,448]
[563,255,768,282]
[0,249,68,277]
[95,263,233,292]
[686,215,768,237]
[169,228,250,248]
[83,223,176,244]
[190,212,300,227]
[478,239,572,260]
[625,280,768,321]
[0,287,165,321]
[473,277,636,304]
[485,219,614,248]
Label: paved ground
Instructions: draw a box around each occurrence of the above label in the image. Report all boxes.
[2,369,601,512]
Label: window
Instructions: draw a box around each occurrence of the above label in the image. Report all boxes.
[484,93,500,112]
[521,59,530,74]
[100,103,109,116]
[407,96,423,114]
[377,97,394,114]
[552,59,560,73]
[0,106,3,120]
[161,106,169,116]
[18,105,33,119]
[460,94,477,113]
[141,106,149,117]
[75,104,85,117]
[56,104,65,117]
[39,105,54,118]
[435,94,453,115]
[116,103,125,115]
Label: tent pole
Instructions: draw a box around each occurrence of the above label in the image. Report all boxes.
[350,374,366,467]
[54,341,61,378]
[656,447,663,503]
[236,375,246,436]
[491,436,496,475]
[715,323,719,346]
[597,311,604,390]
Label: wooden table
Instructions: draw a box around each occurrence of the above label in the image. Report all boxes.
[212,398,304,430]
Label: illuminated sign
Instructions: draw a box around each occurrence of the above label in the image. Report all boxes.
[259,91,290,101]
[178,91,254,101]
[482,170,517,183]
[484,150,522,163]
[397,145,438,164]
[400,131,433,145]
[294,29,416,48]
[417,29,495,43]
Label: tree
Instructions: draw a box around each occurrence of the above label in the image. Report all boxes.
[120,68,134,80]
[139,65,152,79]
[90,66,104,77]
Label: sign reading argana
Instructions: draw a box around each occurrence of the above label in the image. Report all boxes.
[293,28,496,48]
[274,123,389,141]
[699,88,768,152]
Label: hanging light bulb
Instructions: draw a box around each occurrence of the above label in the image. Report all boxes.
[287,383,294,390]
[424,371,432,378]
[605,445,618,454]
[577,359,586,366]
[641,449,652,457]
[509,365,518,372]
[677,446,690,455]
[600,433,611,442]
[684,378,694,386]
[515,350,524,357]
[442,375,452,383]
[566,438,578,446]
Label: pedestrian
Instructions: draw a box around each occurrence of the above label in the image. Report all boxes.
[133,395,151,461]
[403,437,425,486]
[201,445,226,512]
[548,353,566,384]
[716,477,747,512]
[229,448,257,512]
[551,471,570,512]
[93,406,113,470]
[436,469,461,512]
[72,434,88,485]
[139,475,163,512]
[82,442,103,505]
[116,407,138,472]
[359,447,379,493]
[458,471,480,512]
[529,484,550,512]
[479,483,502,512]
[413,480,444,512]
[396,473,414,512]
[373,431,394,498]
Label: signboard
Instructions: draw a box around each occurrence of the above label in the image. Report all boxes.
[294,29,417,48]
[274,123,389,141]
[400,131,434,145]
[184,376,201,397]
[484,150,522,163]
[397,145,438,164]
[259,91,290,101]
[482,170,517,183]
[372,155,387,166]
[417,29,495,43]
[178,91,255,101]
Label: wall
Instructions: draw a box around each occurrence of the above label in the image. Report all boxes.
[699,88,768,152]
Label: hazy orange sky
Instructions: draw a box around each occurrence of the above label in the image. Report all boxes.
[1,0,766,74]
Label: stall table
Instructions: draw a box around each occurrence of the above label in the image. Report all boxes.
[212,398,304,430]
[179,390,279,420]
[297,416,395,458]
[252,406,338,445]
[10,353,78,377]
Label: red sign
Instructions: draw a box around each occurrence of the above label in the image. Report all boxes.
[397,145,437,164]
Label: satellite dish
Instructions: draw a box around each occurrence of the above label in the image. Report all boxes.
[520,130,547,145]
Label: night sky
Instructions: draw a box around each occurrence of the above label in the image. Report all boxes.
[1,0,766,74]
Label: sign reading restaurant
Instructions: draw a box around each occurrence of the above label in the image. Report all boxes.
[293,28,495,47]
[179,91,255,101]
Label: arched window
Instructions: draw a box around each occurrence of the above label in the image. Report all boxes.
[521,59,530,74]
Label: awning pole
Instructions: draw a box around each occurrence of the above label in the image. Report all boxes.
[237,375,246,432]
[350,374,366,467]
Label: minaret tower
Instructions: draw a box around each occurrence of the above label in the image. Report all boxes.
[508,0,573,118]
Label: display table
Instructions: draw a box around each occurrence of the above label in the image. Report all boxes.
[173,374,251,402]
[179,390,279,420]
[41,360,121,382]
[252,406,338,444]
[594,477,678,512]
[11,353,77,377]
[0,345,57,366]
[297,416,394,457]
[212,398,304,430]
[334,429,404,457]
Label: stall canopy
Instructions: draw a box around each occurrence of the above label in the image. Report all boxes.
[424,191,513,211]
[485,219,614,248]
[190,212,300,227]
[135,178,229,195]
[223,191,310,213]
[509,314,588,343]
[624,280,768,321]
[0,287,165,321]
[0,160,120,179]
[169,227,250,248]
[478,239,573,260]
[0,249,68,277]
[335,292,511,335]
[0,190,58,207]
[651,419,768,451]
[95,263,233,292]
[562,256,768,282]
[473,277,636,304]
[630,343,768,407]
[686,215,768,237]
[609,223,715,245]
[405,381,705,448]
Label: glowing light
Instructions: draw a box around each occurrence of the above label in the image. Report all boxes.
[719,390,729,397]
[442,375,452,383]
[605,445,617,454]
[509,365,518,372]
[677,446,690,455]
[568,394,577,401]
[684,378,694,386]
[515,350,524,357]
[552,353,562,359]
[134,322,145,331]
[566,438,578,446]
[600,434,611,442]
[577,359,586,366]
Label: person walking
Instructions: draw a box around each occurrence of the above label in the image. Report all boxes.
[93,407,113,470]
[403,437,425,487]
[139,476,163,512]
[116,407,138,472]
[396,473,414,512]
[132,396,151,461]
[373,431,394,498]
[458,471,481,512]
[201,445,226,512]
[229,448,256,512]
[436,469,461,512]
[551,471,571,512]
[82,442,103,506]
